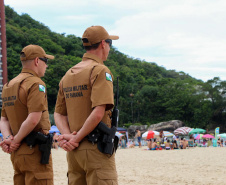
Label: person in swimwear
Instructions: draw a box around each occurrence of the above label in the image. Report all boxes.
[165,139,171,150]
[173,140,179,149]
[151,139,158,150]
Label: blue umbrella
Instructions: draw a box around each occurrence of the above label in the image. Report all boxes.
[117,127,127,132]
[49,125,60,133]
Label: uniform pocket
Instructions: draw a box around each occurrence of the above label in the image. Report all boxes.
[96,169,118,185]
[34,172,53,185]
[34,172,53,180]
[13,144,36,171]
[17,143,35,155]
[20,152,37,171]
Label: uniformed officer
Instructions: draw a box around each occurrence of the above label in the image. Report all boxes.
[54,25,119,185]
[0,45,54,185]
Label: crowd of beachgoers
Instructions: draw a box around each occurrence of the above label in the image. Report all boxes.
[118,127,226,150]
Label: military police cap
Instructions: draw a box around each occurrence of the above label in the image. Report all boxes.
[20,45,55,61]
[82,26,119,46]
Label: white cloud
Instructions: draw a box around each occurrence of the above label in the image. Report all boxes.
[110,1,226,81]
[4,0,226,81]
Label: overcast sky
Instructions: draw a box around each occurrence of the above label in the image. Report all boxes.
[4,0,226,82]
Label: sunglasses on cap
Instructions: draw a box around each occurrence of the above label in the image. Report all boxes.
[39,57,48,64]
[105,39,112,47]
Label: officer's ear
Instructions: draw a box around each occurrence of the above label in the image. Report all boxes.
[34,57,39,66]
[101,40,105,49]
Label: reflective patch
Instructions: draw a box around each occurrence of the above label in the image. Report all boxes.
[106,73,112,82]
[39,85,46,93]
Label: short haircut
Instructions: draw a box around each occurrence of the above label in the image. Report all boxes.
[20,52,26,58]
[20,53,32,63]
[82,38,101,51]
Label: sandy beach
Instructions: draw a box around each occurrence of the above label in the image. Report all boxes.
[0,147,225,185]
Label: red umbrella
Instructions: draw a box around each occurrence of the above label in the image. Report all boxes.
[146,131,155,139]
[202,134,215,139]
[142,131,159,139]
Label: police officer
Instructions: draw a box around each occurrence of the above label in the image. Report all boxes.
[54,25,119,185]
[0,45,54,184]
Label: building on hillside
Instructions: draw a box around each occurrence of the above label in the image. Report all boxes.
[0,0,8,107]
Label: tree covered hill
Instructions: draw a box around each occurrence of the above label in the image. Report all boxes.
[4,6,226,131]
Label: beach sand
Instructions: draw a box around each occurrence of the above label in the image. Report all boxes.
[0,147,225,185]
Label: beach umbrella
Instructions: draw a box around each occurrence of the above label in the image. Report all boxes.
[115,132,123,138]
[217,133,226,138]
[146,131,155,139]
[153,131,160,136]
[174,127,193,135]
[189,128,206,135]
[195,134,203,140]
[163,131,174,137]
[49,125,60,133]
[193,134,199,139]
[142,131,159,139]
[202,134,215,139]
[117,127,127,132]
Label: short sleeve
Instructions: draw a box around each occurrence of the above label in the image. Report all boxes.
[1,85,8,118]
[1,104,7,118]
[91,66,114,110]
[27,83,47,113]
[54,82,67,115]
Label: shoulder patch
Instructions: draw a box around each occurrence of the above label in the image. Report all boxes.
[106,72,112,82]
[39,84,46,93]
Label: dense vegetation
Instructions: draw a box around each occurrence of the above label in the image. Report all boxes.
[4,6,226,131]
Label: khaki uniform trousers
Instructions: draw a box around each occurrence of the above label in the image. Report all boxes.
[10,143,53,185]
[67,140,118,185]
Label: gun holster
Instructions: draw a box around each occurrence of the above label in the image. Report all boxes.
[87,122,119,155]
[24,132,53,164]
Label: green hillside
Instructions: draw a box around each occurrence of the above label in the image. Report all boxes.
[4,6,226,131]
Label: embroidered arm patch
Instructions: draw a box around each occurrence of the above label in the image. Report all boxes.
[106,73,112,82]
[39,85,46,93]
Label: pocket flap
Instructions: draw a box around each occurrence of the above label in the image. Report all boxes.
[96,170,117,180]
[17,143,34,155]
[34,172,53,180]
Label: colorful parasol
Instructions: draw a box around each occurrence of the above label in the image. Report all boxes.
[189,128,206,135]
[217,133,226,138]
[202,134,215,139]
[163,131,174,137]
[115,132,123,138]
[174,127,193,135]
[195,134,203,140]
[142,131,159,139]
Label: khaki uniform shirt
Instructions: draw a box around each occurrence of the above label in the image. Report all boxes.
[55,53,114,132]
[1,69,50,135]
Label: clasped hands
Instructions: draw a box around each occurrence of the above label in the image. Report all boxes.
[57,131,79,152]
[0,135,20,154]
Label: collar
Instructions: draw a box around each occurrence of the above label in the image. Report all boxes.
[21,68,39,77]
[82,53,103,64]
